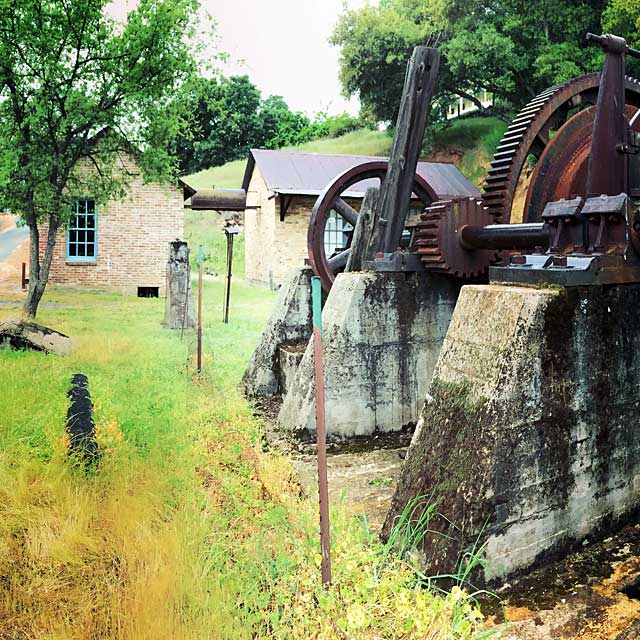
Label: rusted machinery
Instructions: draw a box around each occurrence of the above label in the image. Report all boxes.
[308,33,640,289]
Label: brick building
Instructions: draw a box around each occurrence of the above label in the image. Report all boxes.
[242,149,478,288]
[39,154,184,297]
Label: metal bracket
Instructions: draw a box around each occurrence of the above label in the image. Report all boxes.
[364,251,426,273]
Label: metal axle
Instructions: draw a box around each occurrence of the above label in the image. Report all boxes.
[459,223,550,251]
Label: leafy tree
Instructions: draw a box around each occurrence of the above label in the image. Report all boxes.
[331,0,610,124]
[256,95,314,149]
[0,0,199,318]
[179,75,262,173]
[175,76,365,173]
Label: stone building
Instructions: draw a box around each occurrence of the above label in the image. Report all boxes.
[241,149,477,288]
[39,154,185,297]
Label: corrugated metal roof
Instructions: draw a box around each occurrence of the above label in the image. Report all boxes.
[241,149,479,199]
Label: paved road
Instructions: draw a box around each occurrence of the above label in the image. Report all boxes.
[0,224,29,262]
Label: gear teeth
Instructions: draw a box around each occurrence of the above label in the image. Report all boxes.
[479,73,640,221]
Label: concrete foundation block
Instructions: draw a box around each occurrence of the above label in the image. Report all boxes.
[386,283,640,582]
[242,267,313,397]
[164,241,194,329]
[277,271,460,438]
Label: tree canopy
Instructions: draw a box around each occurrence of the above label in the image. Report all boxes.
[174,75,361,174]
[0,0,201,317]
[331,0,624,124]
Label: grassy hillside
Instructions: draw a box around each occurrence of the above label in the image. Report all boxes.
[184,117,507,191]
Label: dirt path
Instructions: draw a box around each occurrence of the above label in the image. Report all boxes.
[264,404,640,638]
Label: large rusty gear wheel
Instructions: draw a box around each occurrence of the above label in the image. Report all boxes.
[415,198,497,277]
[307,161,439,293]
[482,73,640,223]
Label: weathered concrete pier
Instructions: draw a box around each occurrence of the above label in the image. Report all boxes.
[278,271,460,438]
[385,283,640,581]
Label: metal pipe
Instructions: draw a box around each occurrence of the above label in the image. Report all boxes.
[459,223,550,251]
[311,276,332,587]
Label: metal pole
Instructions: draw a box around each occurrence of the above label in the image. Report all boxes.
[197,245,203,373]
[223,232,234,324]
[21,262,26,290]
[311,276,331,587]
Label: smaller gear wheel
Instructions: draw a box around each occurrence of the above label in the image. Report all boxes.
[415,197,497,278]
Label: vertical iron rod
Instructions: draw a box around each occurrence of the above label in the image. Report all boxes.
[311,276,331,587]
[21,262,26,291]
[223,233,234,324]
[197,245,203,373]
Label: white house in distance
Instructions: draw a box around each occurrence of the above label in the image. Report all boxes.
[241,149,478,288]
[447,90,493,120]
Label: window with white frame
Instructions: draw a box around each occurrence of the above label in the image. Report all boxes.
[324,209,353,256]
[67,199,97,262]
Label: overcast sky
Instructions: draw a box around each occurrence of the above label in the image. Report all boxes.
[108,0,371,117]
[207,0,370,116]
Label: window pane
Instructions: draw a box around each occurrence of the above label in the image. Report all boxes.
[78,244,86,257]
[68,243,77,257]
[78,230,86,243]
[69,230,77,244]
[86,243,95,257]
[86,214,95,230]
[86,200,95,214]
[86,230,95,244]
[79,200,87,215]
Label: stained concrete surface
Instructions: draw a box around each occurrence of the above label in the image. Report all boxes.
[386,283,640,583]
[242,267,313,397]
[278,270,460,438]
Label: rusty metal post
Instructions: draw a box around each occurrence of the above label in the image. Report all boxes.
[223,226,240,324]
[311,275,331,587]
[197,245,204,373]
[21,262,27,291]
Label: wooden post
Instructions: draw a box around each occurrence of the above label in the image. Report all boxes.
[346,187,381,272]
[379,46,440,253]
[311,275,332,587]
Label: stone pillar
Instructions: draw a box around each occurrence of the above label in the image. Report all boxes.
[164,240,195,329]
[242,267,314,397]
[385,284,640,583]
[277,271,461,438]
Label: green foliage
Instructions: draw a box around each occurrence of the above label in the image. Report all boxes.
[0,0,202,316]
[185,116,507,191]
[332,0,611,123]
[174,75,365,174]
[0,284,493,638]
[0,0,199,226]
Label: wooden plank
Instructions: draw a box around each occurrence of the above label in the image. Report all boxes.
[346,187,380,272]
[379,46,440,253]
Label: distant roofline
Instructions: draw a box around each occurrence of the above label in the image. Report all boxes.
[240,148,461,196]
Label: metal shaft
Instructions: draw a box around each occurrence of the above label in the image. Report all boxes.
[459,223,550,251]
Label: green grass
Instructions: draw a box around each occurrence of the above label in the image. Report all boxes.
[185,128,394,190]
[184,118,507,192]
[184,210,245,277]
[0,283,492,638]
[432,117,507,188]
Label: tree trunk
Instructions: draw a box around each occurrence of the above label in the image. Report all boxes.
[23,218,59,319]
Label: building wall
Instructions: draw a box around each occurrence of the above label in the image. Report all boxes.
[244,167,276,286]
[39,155,184,296]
